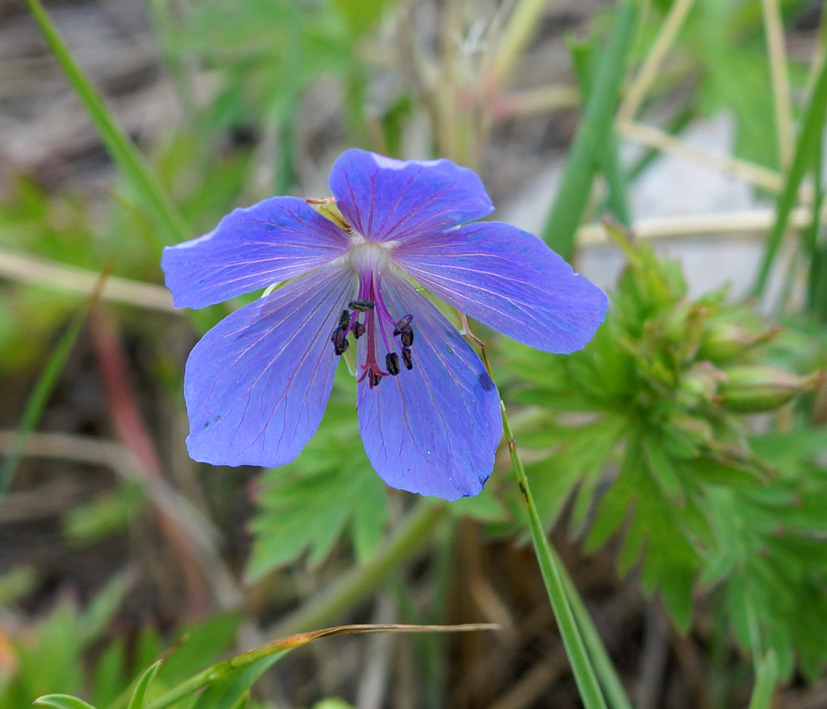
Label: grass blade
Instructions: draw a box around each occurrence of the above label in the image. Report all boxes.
[540,2,638,259]
[559,550,633,709]
[24,0,190,251]
[147,623,496,709]
[753,54,827,296]
[748,651,778,709]
[569,37,632,228]
[0,271,107,501]
[501,401,608,709]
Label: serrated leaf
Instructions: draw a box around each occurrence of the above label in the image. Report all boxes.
[641,432,685,502]
[525,414,625,534]
[34,695,96,709]
[587,435,700,629]
[683,456,764,487]
[127,661,162,709]
[585,436,643,552]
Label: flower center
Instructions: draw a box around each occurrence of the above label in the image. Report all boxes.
[348,239,391,274]
[329,260,415,389]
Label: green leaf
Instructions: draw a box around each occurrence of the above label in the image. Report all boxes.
[189,655,284,709]
[128,661,163,709]
[248,380,389,577]
[587,435,700,630]
[157,614,242,688]
[34,695,97,709]
[707,477,827,681]
[748,652,778,709]
[682,456,764,487]
[334,0,394,35]
[77,573,133,648]
[0,270,105,501]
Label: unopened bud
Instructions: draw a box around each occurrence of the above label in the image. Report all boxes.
[699,324,781,363]
[718,366,823,413]
[664,412,715,450]
[662,302,704,346]
[677,362,725,408]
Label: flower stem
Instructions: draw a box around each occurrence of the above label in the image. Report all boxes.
[500,399,608,709]
[557,548,633,709]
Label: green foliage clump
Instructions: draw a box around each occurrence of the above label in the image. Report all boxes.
[501,226,824,676]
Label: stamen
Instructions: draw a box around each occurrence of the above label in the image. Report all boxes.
[352,273,415,388]
[331,329,349,356]
[385,352,400,376]
[349,299,375,312]
[393,315,413,336]
[338,309,351,329]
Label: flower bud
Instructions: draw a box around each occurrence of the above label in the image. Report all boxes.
[718,366,823,413]
[676,362,725,408]
[699,324,781,363]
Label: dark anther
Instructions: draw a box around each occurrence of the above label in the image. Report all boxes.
[338,309,351,330]
[349,299,375,312]
[401,347,413,370]
[400,328,414,347]
[353,321,366,339]
[372,372,382,387]
[330,329,349,356]
[385,352,400,376]
[393,314,413,336]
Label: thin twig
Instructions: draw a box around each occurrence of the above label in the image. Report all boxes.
[576,204,827,244]
[618,119,787,194]
[0,247,176,312]
[761,0,794,168]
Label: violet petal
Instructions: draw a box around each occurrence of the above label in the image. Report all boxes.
[394,221,609,354]
[185,266,358,467]
[357,273,502,500]
[162,197,351,309]
[328,149,493,245]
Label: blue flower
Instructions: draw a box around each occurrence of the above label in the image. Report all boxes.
[162,149,608,500]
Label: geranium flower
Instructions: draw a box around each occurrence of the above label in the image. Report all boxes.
[162,149,608,500]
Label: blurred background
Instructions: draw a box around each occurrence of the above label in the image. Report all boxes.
[1,0,827,707]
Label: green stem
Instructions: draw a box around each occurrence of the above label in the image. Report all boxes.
[558,549,633,709]
[500,400,608,709]
[268,501,447,639]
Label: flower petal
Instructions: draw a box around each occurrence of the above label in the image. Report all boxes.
[184,266,358,467]
[393,221,609,353]
[162,197,351,309]
[328,149,494,244]
[357,274,502,500]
